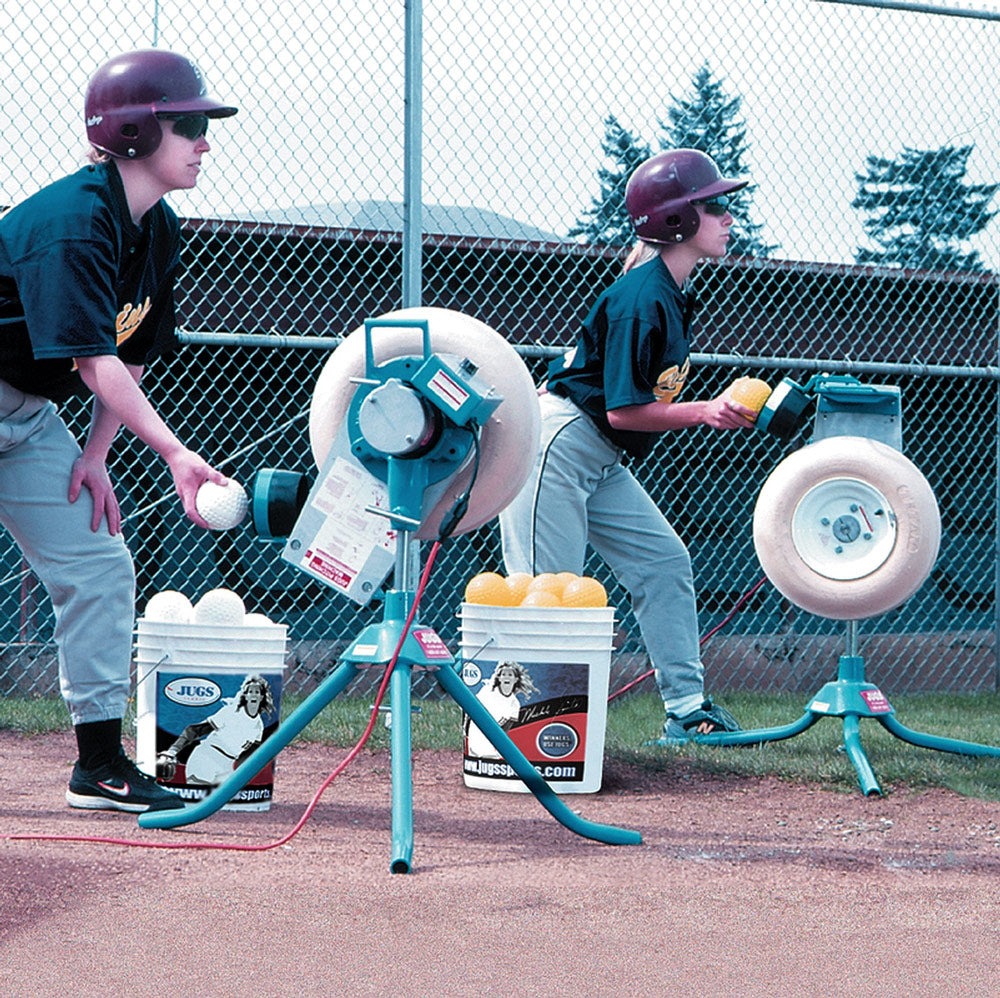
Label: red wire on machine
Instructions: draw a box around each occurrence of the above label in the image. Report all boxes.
[8,542,444,853]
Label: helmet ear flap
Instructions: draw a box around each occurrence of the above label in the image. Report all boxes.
[108,111,164,158]
[658,204,701,243]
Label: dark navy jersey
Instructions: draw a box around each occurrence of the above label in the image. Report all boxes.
[547,254,693,459]
[0,161,180,402]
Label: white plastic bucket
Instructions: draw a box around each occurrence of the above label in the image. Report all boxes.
[134,618,287,811]
[459,603,614,794]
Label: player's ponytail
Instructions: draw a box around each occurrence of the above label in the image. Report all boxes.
[622,240,658,274]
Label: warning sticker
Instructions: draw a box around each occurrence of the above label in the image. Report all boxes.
[860,688,892,713]
[412,627,452,660]
[426,369,469,412]
[303,548,354,590]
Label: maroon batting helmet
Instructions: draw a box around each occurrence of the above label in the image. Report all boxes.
[625,149,747,244]
[85,50,237,159]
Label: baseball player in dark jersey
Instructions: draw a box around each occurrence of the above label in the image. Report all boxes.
[500,149,755,745]
[0,50,238,812]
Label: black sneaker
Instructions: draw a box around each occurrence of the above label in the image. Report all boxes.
[656,698,742,746]
[66,749,185,813]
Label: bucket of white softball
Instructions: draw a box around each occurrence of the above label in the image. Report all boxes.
[459,603,614,794]
[134,618,287,811]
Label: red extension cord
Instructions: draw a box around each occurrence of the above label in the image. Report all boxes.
[8,557,766,851]
[7,542,443,853]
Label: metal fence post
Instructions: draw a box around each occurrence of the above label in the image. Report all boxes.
[403,0,423,309]
[995,289,1000,692]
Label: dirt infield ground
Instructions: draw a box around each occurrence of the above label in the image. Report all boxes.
[2,731,1000,997]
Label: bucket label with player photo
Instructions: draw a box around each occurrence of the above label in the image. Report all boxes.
[151,669,283,811]
[462,658,590,784]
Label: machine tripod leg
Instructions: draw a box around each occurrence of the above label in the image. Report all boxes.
[842,713,880,796]
[694,710,820,747]
[878,713,1000,759]
[390,662,415,873]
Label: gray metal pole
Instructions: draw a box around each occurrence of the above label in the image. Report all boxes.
[995,296,1000,691]
[402,0,423,308]
[816,0,1000,21]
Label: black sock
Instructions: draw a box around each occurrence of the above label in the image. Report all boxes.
[74,719,123,770]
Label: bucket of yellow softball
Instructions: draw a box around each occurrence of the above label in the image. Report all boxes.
[459,572,614,794]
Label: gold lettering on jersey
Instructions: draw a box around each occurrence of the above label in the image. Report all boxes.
[654,357,689,403]
[116,297,151,347]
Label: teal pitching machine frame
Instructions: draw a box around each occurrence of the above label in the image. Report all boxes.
[140,317,640,868]
[698,373,1000,794]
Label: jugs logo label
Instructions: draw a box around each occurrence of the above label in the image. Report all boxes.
[164,677,222,707]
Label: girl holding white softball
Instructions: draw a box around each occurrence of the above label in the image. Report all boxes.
[0,50,237,812]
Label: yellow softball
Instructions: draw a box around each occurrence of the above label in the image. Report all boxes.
[728,377,772,421]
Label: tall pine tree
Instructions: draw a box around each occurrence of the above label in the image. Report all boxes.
[569,114,651,246]
[853,145,998,272]
[660,62,775,258]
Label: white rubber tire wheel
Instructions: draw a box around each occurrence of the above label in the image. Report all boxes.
[309,307,540,540]
[752,435,940,620]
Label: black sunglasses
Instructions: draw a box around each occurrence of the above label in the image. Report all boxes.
[158,113,210,141]
[697,196,733,216]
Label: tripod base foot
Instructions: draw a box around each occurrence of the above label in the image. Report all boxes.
[878,714,1000,758]
[686,704,1000,798]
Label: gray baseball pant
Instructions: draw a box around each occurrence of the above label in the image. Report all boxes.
[500,392,707,717]
[0,379,135,725]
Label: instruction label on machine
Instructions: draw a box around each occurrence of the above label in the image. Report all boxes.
[285,454,396,605]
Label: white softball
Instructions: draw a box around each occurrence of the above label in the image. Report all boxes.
[195,479,249,530]
[143,589,194,623]
[244,612,275,627]
[192,588,246,626]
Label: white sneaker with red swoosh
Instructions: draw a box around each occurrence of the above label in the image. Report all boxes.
[66,749,185,812]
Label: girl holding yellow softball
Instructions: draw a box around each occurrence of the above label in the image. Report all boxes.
[501,149,758,744]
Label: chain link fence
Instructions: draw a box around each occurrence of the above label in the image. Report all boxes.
[1,0,999,705]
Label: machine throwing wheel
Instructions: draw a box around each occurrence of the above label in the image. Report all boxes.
[308,306,540,540]
[752,435,940,620]
[699,432,1000,795]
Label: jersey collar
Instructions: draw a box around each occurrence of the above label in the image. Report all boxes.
[104,160,146,243]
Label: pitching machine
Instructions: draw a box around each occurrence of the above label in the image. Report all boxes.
[140,307,640,868]
[698,373,1000,794]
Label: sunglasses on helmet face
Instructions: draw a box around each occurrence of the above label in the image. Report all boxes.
[158,113,210,141]
[696,196,733,217]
